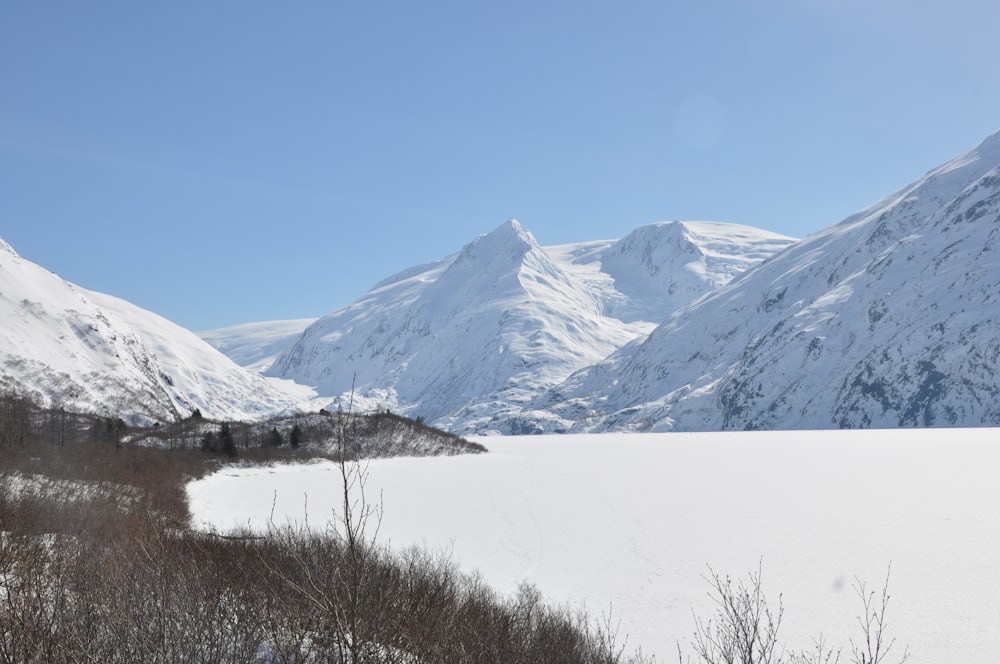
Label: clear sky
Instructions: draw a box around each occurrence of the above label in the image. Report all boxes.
[2,1,998,331]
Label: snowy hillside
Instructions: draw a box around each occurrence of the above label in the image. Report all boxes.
[199,318,316,371]
[0,239,317,423]
[268,219,795,432]
[531,130,1000,431]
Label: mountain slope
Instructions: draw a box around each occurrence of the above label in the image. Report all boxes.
[0,240,316,423]
[533,130,1000,431]
[199,318,317,371]
[268,219,796,432]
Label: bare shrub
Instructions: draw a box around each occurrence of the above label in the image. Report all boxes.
[679,564,909,664]
[682,564,785,664]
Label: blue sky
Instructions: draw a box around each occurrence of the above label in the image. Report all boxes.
[2,1,998,331]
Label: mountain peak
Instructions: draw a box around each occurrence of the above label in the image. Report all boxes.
[937,128,1000,175]
[976,128,1000,152]
[501,217,525,233]
[0,236,19,257]
[598,220,798,321]
[449,218,541,273]
[477,218,537,251]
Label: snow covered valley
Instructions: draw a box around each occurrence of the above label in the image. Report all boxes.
[188,429,1000,661]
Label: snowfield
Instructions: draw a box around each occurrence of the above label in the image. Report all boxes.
[187,429,1000,662]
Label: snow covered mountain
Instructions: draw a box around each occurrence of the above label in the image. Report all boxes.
[15,127,999,434]
[0,239,317,423]
[267,219,796,432]
[199,318,316,372]
[529,130,1000,432]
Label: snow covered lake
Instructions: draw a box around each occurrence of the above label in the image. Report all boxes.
[187,430,1000,661]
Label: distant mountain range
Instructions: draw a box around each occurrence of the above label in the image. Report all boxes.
[5,130,999,432]
[259,219,795,433]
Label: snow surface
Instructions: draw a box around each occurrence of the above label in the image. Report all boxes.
[187,429,1000,662]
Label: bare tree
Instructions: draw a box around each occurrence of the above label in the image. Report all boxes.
[329,387,385,662]
[258,385,389,663]
[849,566,909,664]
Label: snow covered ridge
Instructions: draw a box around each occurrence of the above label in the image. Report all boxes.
[261,218,796,433]
[0,244,321,423]
[525,129,1000,432]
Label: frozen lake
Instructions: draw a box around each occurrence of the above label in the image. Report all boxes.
[187,429,1000,661]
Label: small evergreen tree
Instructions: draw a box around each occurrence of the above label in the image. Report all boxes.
[268,427,284,448]
[201,430,217,453]
[219,422,237,457]
[105,416,124,448]
[290,424,302,449]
